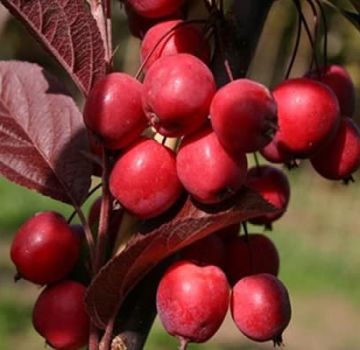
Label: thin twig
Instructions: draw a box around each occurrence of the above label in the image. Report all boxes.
[314,0,328,69]
[285,9,302,79]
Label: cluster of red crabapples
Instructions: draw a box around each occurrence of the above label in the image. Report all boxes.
[10,0,360,349]
[10,212,90,350]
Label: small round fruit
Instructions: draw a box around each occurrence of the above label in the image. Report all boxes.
[140,19,210,72]
[246,165,290,226]
[157,260,229,346]
[127,0,184,18]
[83,73,147,150]
[272,78,340,158]
[231,273,291,344]
[109,138,183,219]
[142,53,216,137]
[11,212,80,285]
[306,65,355,117]
[224,234,279,285]
[210,79,278,153]
[216,223,241,241]
[180,234,225,268]
[176,127,248,204]
[310,117,360,180]
[260,134,293,165]
[125,3,181,38]
[32,280,90,350]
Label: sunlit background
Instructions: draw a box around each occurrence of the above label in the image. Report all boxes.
[0,0,360,349]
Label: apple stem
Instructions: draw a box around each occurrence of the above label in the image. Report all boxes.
[285,10,302,79]
[314,0,328,68]
[178,337,189,350]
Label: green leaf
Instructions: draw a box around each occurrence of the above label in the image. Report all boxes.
[321,0,360,32]
[349,0,360,14]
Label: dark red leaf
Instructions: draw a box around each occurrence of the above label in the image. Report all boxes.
[86,188,278,328]
[1,0,107,95]
[0,61,92,205]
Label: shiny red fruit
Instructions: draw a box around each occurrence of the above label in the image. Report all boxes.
[33,280,90,350]
[260,134,293,165]
[306,65,355,117]
[140,20,210,72]
[231,274,291,344]
[109,138,183,219]
[177,127,248,204]
[272,78,340,158]
[127,0,184,18]
[180,234,226,268]
[142,53,216,137]
[125,3,181,38]
[157,260,229,346]
[11,212,80,285]
[311,117,360,180]
[210,79,278,153]
[83,73,147,150]
[246,165,290,226]
[224,234,279,285]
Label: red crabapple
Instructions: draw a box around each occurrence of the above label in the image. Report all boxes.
[272,78,340,158]
[109,138,183,219]
[306,65,355,117]
[210,79,278,153]
[10,212,80,285]
[156,260,229,347]
[126,0,184,18]
[216,223,241,241]
[260,134,293,165]
[310,117,360,180]
[140,19,210,72]
[180,234,226,268]
[224,234,279,285]
[246,165,290,226]
[125,3,182,38]
[231,273,291,344]
[176,127,248,204]
[83,73,147,150]
[142,53,216,137]
[32,280,89,350]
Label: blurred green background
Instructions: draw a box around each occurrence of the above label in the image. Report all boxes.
[1,1,360,349]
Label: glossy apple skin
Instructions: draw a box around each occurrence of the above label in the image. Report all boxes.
[176,127,248,204]
[109,138,183,219]
[32,280,90,350]
[83,73,147,150]
[306,65,355,117]
[224,234,280,286]
[231,273,291,343]
[125,3,182,39]
[272,78,340,158]
[140,20,210,72]
[260,134,293,164]
[210,79,278,153]
[142,53,216,137]
[246,165,290,226]
[11,212,80,285]
[180,234,226,268]
[127,0,184,18]
[157,260,230,343]
[311,117,360,180]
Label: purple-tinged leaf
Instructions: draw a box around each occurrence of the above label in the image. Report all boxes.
[1,0,107,95]
[0,61,92,205]
[86,188,278,328]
